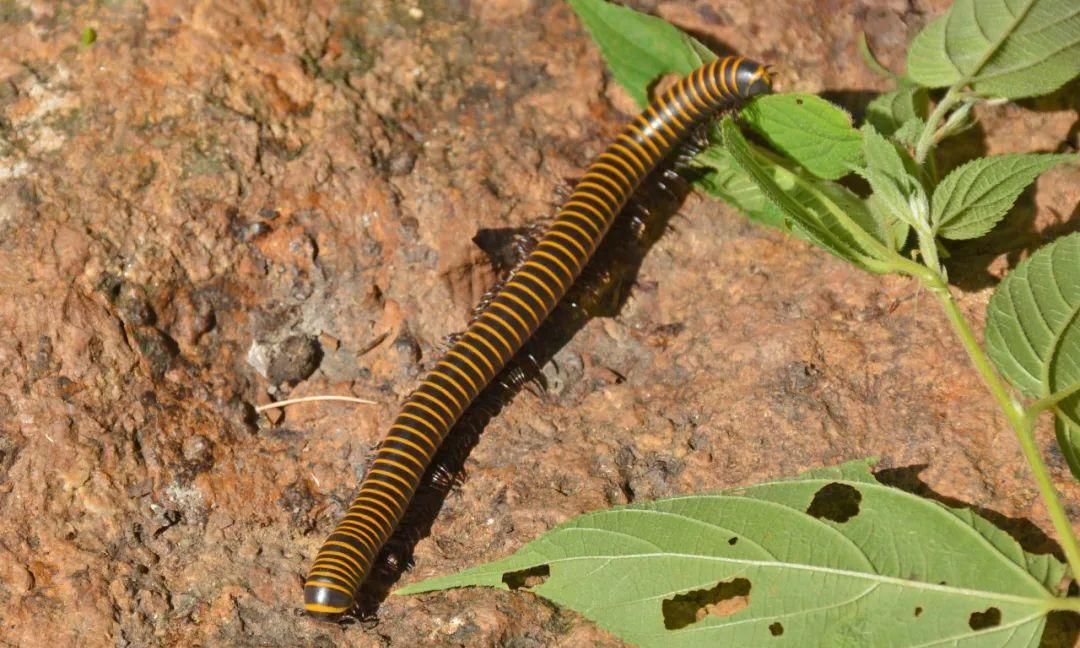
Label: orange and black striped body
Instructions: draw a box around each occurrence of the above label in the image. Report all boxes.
[304,56,772,616]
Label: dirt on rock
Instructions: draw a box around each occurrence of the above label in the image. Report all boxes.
[1,1,1077,646]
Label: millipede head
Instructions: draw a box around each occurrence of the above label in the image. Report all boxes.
[733,58,773,99]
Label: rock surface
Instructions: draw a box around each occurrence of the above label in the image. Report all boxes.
[1,0,1077,646]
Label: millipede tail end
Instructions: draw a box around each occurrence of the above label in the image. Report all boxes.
[733,58,772,98]
[304,579,355,617]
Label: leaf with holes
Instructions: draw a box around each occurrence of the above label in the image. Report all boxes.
[907,0,1080,99]
[567,0,711,108]
[986,234,1080,479]
[399,459,1066,647]
[741,94,864,180]
[931,154,1077,240]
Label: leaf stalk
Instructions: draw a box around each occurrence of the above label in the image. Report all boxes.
[1029,383,1080,418]
[927,274,1080,583]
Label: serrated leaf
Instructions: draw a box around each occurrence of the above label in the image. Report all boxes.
[859,166,918,237]
[401,459,1064,647]
[892,116,926,147]
[816,180,893,251]
[907,0,1080,99]
[568,0,711,108]
[694,145,881,254]
[864,191,911,251]
[720,118,885,271]
[865,82,929,136]
[862,123,912,181]
[693,147,785,229]
[1051,319,1080,479]
[741,94,863,180]
[857,125,927,249]
[932,154,1078,240]
[986,234,1080,478]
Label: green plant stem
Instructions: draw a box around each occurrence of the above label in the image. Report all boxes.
[913,224,942,275]
[909,85,1080,582]
[927,274,1080,582]
[914,87,960,165]
[1051,596,1080,613]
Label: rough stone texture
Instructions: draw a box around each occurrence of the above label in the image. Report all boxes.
[0,1,1077,646]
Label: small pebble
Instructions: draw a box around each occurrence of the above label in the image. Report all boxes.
[266,335,322,385]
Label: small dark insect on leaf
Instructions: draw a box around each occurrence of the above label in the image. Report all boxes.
[769,622,784,636]
[662,578,752,630]
[805,482,862,523]
[501,565,550,590]
[969,607,1002,630]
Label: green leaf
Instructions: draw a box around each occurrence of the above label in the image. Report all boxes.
[720,118,885,272]
[864,186,912,251]
[694,145,880,253]
[567,0,711,108]
[986,234,1080,477]
[932,154,1078,240]
[741,94,863,180]
[857,32,898,79]
[694,147,786,230]
[862,123,913,182]
[907,0,1080,99]
[816,181,894,252]
[1057,416,1080,482]
[856,125,928,249]
[892,117,926,148]
[865,82,929,137]
[401,459,1064,647]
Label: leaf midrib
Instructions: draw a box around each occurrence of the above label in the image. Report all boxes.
[534,548,1054,608]
[711,479,1053,591]
[952,0,1039,89]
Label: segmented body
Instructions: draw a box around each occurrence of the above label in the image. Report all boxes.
[304,56,772,616]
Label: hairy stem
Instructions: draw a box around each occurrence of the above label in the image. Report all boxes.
[914,88,960,166]
[928,275,1080,582]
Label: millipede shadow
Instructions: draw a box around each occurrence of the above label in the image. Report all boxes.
[342,134,711,620]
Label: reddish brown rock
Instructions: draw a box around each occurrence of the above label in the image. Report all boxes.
[1,1,1077,646]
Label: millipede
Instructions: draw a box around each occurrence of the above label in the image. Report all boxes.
[353,130,709,613]
[303,55,773,617]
